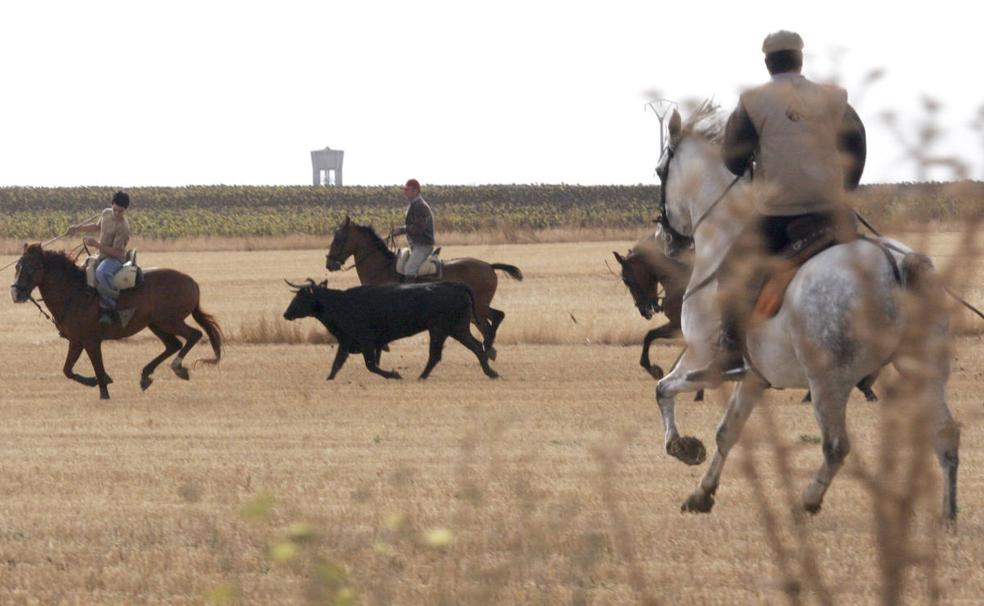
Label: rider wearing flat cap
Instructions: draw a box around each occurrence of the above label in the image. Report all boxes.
[697,30,867,382]
[389,179,435,281]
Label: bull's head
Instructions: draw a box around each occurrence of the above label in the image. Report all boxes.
[283,278,319,320]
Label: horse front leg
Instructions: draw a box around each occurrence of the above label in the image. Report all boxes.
[63,341,98,387]
[83,341,113,400]
[640,322,678,379]
[655,356,709,466]
[682,378,765,513]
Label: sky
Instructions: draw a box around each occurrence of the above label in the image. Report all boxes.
[2,0,981,187]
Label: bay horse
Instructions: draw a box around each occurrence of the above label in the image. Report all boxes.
[325,216,522,359]
[613,226,692,379]
[10,244,222,400]
[653,106,959,520]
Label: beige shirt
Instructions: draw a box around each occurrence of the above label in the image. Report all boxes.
[97,208,130,260]
[740,74,849,215]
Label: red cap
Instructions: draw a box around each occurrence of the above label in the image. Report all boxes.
[402,178,421,190]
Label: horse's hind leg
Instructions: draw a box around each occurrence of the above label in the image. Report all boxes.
[141,326,183,391]
[162,320,202,381]
[802,381,853,514]
[682,378,765,513]
[63,341,98,388]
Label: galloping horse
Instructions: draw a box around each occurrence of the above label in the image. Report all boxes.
[613,226,692,379]
[615,228,876,402]
[326,217,522,358]
[653,107,959,520]
[10,244,222,399]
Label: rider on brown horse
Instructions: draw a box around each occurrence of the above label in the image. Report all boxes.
[389,179,435,283]
[66,191,131,325]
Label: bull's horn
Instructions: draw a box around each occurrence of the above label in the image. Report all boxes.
[284,278,315,290]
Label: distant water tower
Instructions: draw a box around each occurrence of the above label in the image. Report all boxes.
[311,147,344,186]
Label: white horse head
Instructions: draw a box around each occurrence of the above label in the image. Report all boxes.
[651,103,960,522]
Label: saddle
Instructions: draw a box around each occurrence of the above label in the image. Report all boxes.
[750,228,837,325]
[395,247,443,279]
[85,250,144,291]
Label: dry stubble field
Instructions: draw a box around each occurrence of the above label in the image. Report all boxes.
[1,237,983,605]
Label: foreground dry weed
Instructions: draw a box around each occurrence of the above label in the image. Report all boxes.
[0,237,982,604]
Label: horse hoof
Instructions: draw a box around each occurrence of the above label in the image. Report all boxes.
[140,376,153,391]
[486,370,500,379]
[681,491,715,513]
[389,371,402,380]
[173,367,190,381]
[667,436,707,466]
[694,389,705,402]
[487,347,497,361]
[646,365,665,380]
[804,501,822,515]
[79,376,98,387]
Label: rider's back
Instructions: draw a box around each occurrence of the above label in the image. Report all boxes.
[741,75,848,216]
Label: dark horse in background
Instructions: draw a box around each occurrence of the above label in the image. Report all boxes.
[10,244,222,399]
[326,216,523,359]
[613,229,692,380]
[615,229,877,403]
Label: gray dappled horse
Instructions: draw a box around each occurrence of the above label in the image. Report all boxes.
[653,107,959,521]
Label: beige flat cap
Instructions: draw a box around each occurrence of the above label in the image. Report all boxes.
[762,30,804,54]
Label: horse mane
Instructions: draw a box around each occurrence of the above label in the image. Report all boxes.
[352,223,396,260]
[683,100,724,144]
[41,249,87,286]
[630,230,693,277]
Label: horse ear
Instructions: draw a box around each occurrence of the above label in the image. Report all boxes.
[613,251,625,265]
[343,215,350,226]
[669,109,682,144]
[22,243,28,253]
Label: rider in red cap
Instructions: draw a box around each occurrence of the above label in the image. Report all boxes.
[390,179,435,281]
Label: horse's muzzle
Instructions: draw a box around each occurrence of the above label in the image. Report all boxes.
[10,284,29,304]
[326,257,342,271]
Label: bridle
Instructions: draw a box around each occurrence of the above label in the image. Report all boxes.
[656,141,745,258]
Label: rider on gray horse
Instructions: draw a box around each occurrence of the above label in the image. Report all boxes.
[389,178,435,283]
[692,30,867,383]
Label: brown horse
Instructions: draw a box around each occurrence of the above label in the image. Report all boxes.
[613,231,693,380]
[10,244,222,400]
[325,217,522,358]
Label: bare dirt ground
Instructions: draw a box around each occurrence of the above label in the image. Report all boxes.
[0,237,982,604]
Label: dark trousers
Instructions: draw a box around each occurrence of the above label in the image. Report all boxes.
[718,209,856,351]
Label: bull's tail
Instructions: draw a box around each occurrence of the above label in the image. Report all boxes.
[192,305,223,365]
[464,285,494,346]
[491,263,523,281]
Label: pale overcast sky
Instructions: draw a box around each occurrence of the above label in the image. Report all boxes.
[2,0,981,187]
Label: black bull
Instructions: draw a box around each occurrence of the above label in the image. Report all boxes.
[283,280,499,380]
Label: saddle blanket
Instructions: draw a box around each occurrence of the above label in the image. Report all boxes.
[395,247,442,278]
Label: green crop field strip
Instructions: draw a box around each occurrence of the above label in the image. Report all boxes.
[0,182,980,240]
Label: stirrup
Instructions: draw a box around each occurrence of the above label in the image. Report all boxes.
[685,363,747,385]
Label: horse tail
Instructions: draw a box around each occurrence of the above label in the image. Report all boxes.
[192,306,223,365]
[491,263,523,281]
[900,252,937,293]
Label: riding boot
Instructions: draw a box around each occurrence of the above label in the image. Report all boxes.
[685,302,747,385]
[99,308,116,325]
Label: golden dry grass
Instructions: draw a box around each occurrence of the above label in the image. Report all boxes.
[1,236,983,604]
